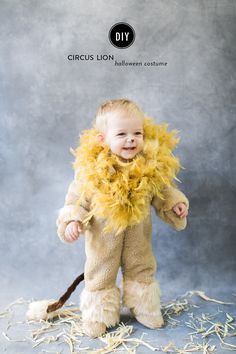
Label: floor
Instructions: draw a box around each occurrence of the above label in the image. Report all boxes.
[0,289,235,354]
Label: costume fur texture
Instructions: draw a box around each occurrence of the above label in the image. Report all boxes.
[55,117,189,337]
[123,279,164,328]
[80,287,120,327]
[26,300,59,321]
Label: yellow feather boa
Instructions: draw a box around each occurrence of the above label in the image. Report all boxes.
[71,117,181,235]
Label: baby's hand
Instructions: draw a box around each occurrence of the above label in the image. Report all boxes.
[172,203,188,218]
[65,221,82,242]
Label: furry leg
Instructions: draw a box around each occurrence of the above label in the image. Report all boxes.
[80,286,120,337]
[123,279,164,329]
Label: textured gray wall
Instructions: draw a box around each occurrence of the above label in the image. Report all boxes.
[0,0,235,309]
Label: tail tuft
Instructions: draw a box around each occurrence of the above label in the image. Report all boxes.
[26,300,59,321]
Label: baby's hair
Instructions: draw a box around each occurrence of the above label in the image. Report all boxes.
[95,98,144,133]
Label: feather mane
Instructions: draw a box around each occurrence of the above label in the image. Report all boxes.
[71,117,181,235]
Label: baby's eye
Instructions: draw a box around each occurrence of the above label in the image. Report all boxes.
[117,132,125,136]
[135,132,143,135]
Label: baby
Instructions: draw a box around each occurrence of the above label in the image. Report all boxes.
[57,99,189,338]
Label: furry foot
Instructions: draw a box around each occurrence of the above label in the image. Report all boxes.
[123,279,164,329]
[83,321,107,338]
[135,313,164,329]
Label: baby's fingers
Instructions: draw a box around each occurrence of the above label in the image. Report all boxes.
[180,210,188,218]
[65,232,77,242]
[70,231,80,241]
[71,223,79,237]
[70,233,79,241]
[173,205,181,215]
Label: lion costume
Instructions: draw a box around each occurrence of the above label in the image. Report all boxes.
[56,117,189,337]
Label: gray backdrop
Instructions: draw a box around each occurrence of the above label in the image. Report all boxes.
[0,0,235,320]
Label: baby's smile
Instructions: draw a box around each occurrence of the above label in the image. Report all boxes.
[122,146,136,150]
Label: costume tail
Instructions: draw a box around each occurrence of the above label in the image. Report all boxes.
[47,272,84,313]
[26,272,84,321]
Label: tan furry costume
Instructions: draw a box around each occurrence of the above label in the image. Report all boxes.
[56,117,189,337]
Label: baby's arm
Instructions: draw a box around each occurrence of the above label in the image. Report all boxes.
[56,177,91,243]
[151,185,189,231]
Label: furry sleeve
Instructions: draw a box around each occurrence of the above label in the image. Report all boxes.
[56,177,91,243]
[151,185,189,231]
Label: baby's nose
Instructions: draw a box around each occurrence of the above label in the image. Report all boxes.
[127,136,135,142]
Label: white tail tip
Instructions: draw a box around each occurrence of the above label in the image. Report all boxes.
[26,300,59,321]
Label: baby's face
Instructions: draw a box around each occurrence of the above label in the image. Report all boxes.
[103,112,144,160]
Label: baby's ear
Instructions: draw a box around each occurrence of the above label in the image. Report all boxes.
[96,133,105,143]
